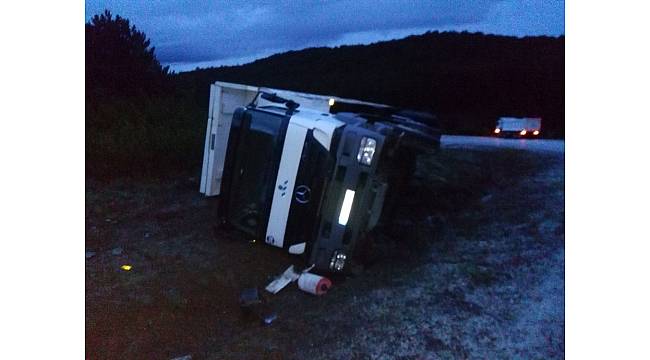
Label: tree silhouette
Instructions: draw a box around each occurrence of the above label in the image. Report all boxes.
[86,10,169,101]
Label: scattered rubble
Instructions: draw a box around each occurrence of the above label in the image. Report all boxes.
[239,288,278,325]
[170,355,191,360]
[239,288,262,308]
[297,273,332,295]
[262,311,278,325]
[265,265,300,294]
[481,194,493,203]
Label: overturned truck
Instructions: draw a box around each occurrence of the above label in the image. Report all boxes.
[200,82,440,273]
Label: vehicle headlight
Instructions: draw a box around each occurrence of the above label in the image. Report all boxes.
[330,251,347,271]
[357,137,377,166]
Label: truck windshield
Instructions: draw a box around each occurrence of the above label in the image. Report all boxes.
[228,109,287,236]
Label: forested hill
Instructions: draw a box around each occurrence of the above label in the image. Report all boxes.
[176,31,565,138]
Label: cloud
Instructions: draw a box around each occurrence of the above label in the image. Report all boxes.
[437,0,565,37]
[85,0,563,70]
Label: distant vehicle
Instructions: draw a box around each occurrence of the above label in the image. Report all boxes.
[494,117,541,137]
[200,82,440,273]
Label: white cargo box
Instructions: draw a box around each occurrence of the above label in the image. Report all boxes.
[497,117,541,132]
[199,82,258,196]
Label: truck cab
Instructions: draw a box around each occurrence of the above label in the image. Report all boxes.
[200,82,440,272]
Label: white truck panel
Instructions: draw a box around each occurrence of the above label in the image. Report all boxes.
[266,109,344,250]
[199,83,257,196]
[199,84,217,194]
[525,118,542,130]
[264,111,345,248]
[498,117,541,131]
[265,121,308,248]
[289,109,345,151]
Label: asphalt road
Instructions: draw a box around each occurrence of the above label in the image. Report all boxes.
[442,135,565,153]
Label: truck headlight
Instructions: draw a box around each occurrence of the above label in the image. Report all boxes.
[357,137,377,166]
[330,251,347,271]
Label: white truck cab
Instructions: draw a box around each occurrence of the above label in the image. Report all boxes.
[200,82,440,272]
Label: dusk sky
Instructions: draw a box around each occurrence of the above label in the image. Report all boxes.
[85,0,565,72]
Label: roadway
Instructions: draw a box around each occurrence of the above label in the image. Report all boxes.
[441,135,565,153]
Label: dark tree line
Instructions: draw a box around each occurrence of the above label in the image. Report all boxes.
[86,10,170,103]
[86,11,202,178]
[86,11,564,178]
[177,31,564,137]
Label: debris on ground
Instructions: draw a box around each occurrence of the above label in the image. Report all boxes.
[111,247,123,256]
[239,288,262,308]
[265,265,301,294]
[120,265,132,271]
[262,311,278,325]
[85,251,96,259]
[239,288,278,325]
[170,355,192,360]
[481,193,494,203]
[297,273,332,295]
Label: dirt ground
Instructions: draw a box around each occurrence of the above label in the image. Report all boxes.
[86,147,564,359]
